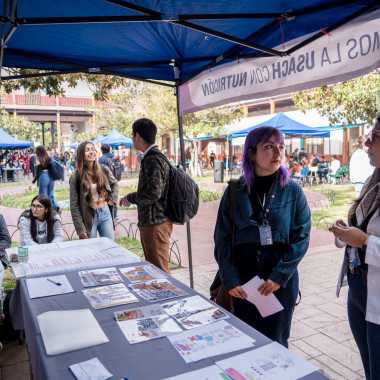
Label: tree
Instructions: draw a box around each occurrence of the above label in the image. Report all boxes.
[0,107,41,143]
[84,80,242,176]
[292,73,380,128]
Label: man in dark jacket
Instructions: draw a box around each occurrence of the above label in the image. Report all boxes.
[99,144,119,220]
[119,118,173,274]
[0,213,11,287]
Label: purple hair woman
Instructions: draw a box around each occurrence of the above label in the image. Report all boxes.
[214,126,311,347]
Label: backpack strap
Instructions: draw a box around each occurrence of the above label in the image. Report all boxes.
[229,179,240,248]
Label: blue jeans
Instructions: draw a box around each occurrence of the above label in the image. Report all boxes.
[233,245,299,348]
[38,171,59,211]
[90,204,114,240]
[347,271,380,380]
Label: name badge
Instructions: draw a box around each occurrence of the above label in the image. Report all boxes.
[259,225,273,246]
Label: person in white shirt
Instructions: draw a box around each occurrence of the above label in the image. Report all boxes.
[329,114,380,379]
[330,155,341,184]
[350,136,374,197]
[18,194,63,246]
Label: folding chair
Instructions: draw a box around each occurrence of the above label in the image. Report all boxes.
[293,167,308,185]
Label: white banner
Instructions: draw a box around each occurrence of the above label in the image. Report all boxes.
[179,9,380,115]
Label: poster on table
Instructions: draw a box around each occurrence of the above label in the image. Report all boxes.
[120,264,167,283]
[78,267,123,287]
[162,295,229,329]
[114,304,182,344]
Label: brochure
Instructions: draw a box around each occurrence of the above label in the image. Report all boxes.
[120,264,167,283]
[129,279,187,302]
[115,304,182,344]
[162,295,229,329]
[78,267,123,287]
[82,283,138,309]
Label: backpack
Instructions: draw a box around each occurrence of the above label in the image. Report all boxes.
[145,150,199,225]
[49,156,65,181]
[107,156,123,181]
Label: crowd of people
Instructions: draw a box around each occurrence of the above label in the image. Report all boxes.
[0,115,380,379]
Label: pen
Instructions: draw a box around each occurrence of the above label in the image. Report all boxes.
[46,278,61,286]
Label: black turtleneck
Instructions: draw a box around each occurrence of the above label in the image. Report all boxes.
[249,171,278,222]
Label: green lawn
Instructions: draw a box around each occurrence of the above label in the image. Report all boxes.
[310,186,356,230]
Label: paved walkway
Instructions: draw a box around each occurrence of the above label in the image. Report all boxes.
[0,181,365,380]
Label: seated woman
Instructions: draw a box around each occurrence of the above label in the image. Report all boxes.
[18,194,63,246]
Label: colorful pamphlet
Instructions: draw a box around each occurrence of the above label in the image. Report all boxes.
[78,267,123,287]
[114,304,182,344]
[82,283,138,309]
[168,321,255,363]
[162,295,229,329]
[129,279,187,302]
[120,264,167,283]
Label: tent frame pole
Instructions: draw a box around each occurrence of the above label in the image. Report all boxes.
[176,84,194,289]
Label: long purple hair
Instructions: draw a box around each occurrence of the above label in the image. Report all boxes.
[242,126,289,191]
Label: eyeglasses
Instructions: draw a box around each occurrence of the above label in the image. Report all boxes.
[31,204,44,210]
[366,129,380,143]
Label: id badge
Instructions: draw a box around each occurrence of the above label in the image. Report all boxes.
[259,224,273,245]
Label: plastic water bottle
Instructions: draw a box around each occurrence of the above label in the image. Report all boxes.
[17,240,29,263]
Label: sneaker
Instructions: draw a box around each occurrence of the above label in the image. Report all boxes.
[114,215,119,220]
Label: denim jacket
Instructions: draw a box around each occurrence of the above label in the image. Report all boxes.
[214,176,311,290]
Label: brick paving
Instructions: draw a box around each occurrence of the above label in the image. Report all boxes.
[0,180,365,380]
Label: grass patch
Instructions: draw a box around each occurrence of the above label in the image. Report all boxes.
[310,186,356,230]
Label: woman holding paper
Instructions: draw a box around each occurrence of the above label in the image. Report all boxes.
[214,126,311,347]
[18,194,63,245]
[69,142,118,240]
[329,114,380,379]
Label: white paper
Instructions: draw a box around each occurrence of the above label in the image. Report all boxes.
[216,342,319,380]
[26,275,75,299]
[21,238,140,278]
[241,276,284,318]
[69,357,112,380]
[168,321,255,363]
[37,309,109,355]
[162,295,229,329]
[163,365,228,380]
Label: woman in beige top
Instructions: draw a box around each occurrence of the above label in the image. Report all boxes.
[69,142,118,240]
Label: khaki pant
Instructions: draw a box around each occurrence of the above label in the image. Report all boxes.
[139,221,173,274]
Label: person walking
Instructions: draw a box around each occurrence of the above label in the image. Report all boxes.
[329,114,380,380]
[99,144,120,220]
[119,118,173,274]
[69,142,118,240]
[32,145,60,211]
[214,126,311,348]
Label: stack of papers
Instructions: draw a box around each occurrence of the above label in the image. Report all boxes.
[168,321,255,363]
[162,296,229,329]
[115,304,182,344]
[78,267,123,287]
[37,309,109,355]
[129,279,187,302]
[120,264,167,283]
[82,284,138,309]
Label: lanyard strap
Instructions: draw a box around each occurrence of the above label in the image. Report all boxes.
[256,193,269,224]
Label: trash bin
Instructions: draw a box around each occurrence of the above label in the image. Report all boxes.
[214,159,224,183]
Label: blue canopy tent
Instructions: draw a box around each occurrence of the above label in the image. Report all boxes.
[0,127,34,149]
[92,134,105,143]
[69,141,81,149]
[0,1,378,287]
[232,112,331,138]
[100,129,133,148]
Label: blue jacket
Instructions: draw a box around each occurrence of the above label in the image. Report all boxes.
[98,152,114,167]
[214,176,311,290]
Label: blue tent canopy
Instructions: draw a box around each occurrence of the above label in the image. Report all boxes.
[100,129,133,148]
[232,113,331,138]
[1,1,378,86]
[0,127,34,149]
[92,135,105,143]
[69,141,81,149]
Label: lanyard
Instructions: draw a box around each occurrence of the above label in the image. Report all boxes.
[256,193,269,226]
